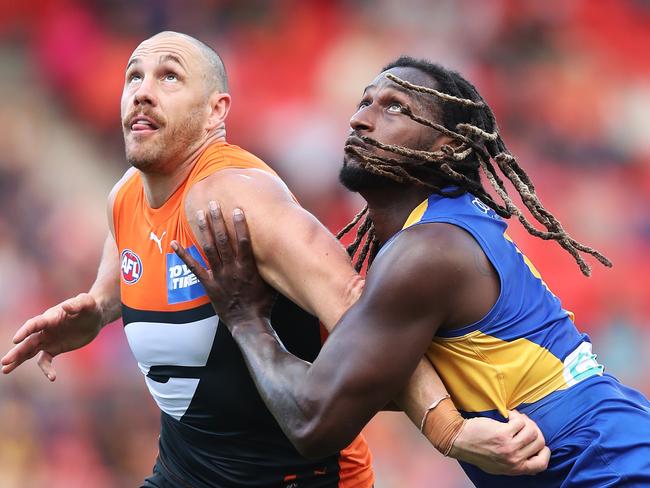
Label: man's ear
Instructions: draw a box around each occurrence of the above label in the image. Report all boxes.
[207,92,231,130]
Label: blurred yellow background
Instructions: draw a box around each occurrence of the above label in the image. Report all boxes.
[1,0,649,486]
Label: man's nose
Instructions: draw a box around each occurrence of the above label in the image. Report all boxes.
[350,107,374,133]
[133,77,157,107]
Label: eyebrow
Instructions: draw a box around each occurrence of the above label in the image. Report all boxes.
[126,57,140,70]
[159,54,187,71]
[362,83,412,97]
[125,54,187,71]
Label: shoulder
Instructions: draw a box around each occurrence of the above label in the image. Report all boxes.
[106,167,138,236]
[373,222,481,280]
[108,167,138,205]
[185,167,295,218]
[362,223,485,322]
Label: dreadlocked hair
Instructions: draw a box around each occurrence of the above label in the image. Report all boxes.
[337,56,612,276]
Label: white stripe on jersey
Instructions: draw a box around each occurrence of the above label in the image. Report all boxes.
[144,376,201,420]
[124,315,219,420]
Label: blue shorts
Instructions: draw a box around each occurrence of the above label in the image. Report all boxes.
[461,374,650,487]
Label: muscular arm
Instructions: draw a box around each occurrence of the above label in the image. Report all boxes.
[89,232,121,326]
[185,216,457,457]
[90,168,135,326]
[185,173,454,442]
[186,168,363,329]
[186,170,452,419]
[180,180,551,473]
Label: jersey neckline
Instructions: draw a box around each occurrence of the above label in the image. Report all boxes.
[141,141,228,228]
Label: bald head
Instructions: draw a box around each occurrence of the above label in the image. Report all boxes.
[122,31,233,174]
[146,31,228,94]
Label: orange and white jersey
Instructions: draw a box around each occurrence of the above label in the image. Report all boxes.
[113,141,373,487]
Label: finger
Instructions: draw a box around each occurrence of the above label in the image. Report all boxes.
[516,429,546,461]
[208,201,234,266]
[13,295,89,343]
[512,416,545,460]
[1,334,43,373]
[233,208,254,264]
[195,209,222,270]
[60,293,92,316]
[519,446,551,475]
[12,313,55,344]
[512,415,539,450]
[2,332,42,365]
[1,361,20,375]
[505,410,526,437]
[171,241,210,282]
[507,411,547,469]
[38,351,57,381]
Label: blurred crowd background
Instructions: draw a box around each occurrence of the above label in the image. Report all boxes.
[1,0,649,486]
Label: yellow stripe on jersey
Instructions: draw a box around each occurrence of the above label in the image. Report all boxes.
[503,232,544,280]
[427,331,570,416]
[403,199,429,229]
[504,232,576,322]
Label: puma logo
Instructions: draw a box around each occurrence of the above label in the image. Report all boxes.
[149,230,167,254]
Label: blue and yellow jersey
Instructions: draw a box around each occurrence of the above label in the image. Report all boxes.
[398,191,604,419]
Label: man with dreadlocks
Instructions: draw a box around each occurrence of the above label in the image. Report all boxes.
[1,35,552,486]
[175,56,650,487]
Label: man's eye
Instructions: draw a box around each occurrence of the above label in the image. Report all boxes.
[387,102,403,113]
[358,100,370,109]
[164,73,178,82]
[128,73,142,83]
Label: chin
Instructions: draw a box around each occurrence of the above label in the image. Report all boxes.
[125,147,160,171]
[339,160,396,193]
[128,158,155,171]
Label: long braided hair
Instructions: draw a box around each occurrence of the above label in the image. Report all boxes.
[338,56,612,276]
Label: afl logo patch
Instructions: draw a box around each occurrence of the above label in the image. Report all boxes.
[121,249,143,284]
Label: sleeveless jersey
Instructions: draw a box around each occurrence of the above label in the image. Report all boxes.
[113,141,373,487]
[386,191,604,420]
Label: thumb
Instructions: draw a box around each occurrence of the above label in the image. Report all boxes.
[506,409,526,436]
[37,351,57,382]
[60,293,91,316]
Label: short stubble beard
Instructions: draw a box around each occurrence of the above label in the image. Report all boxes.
[124,106,206,173]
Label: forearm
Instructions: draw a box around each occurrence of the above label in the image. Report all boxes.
[394,358,449,423]
[228,317,319,452]
[88,234,121,327]
[89,283,120,327]
[394,357,465,456]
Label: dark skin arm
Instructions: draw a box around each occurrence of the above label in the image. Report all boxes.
[174,205,474,458]
[182,174,550,474]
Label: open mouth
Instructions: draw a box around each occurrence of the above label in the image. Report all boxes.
[129,116,160,133]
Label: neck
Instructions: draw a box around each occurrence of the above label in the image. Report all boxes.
[140,130,225,208]
[361,185,431,244]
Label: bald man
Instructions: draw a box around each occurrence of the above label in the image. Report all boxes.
[2,32,549,487]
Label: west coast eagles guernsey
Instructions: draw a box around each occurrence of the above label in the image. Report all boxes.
[391,191,604,419]
[113,141,373,488]
[387,191,650,487]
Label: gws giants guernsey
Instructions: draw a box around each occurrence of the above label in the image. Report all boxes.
[113,141,373,488]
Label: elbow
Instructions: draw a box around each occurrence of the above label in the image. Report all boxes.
[294,434,332,460]
[290,419,351,460]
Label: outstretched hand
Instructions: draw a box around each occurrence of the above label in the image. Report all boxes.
[1,293,103,381]
[172,201,276,325]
